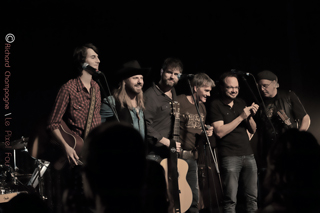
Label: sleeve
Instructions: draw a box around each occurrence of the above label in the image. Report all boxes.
[209,100,223,123]
[290,91,307,120]
[47,84,70,131]
[100,96,115,123]
[94,83,102,124]
[144,93,163,144]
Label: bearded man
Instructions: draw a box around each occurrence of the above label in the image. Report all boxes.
[100,60,149,139]
[144,57,183,162]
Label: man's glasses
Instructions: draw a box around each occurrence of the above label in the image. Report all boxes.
[226,86,240,90]
[258,82,273,89]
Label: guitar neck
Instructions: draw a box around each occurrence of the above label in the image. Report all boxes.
[172,101,181,144]
[173,117,180,142]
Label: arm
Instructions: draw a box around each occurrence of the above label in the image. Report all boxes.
[246,117,257,134]
[290,91,310,131]
[100,96,115,123]
[144,100,164,144]
[52,129,79,165]
[145,109,181,149]
[212,106,252,139]
[299,114,310,131]
[48,85,79,165]
[246,102,259,134]
[144,91,167,145]
[144,92,181,150]
[212,116,245,139]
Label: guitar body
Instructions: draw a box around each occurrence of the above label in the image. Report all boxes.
[161,158,193,213]
[160,101,193,213]
[54,121,84,170]
[28,116,84,170]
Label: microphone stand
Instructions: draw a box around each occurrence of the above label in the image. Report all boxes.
[239,74,277,144]
[239,73,278,205]
[186,78,223,213]
[94,72,120,122]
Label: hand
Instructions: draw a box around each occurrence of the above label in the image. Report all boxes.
[176,142,181,152]
[160,137,181,152]
[206,126,214,137]
[64,144,79,165]
[250,102,259,116]
[240,106,252,120]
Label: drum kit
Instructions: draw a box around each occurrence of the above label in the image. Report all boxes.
[0,136,50,203]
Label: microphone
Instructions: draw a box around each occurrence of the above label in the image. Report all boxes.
[178,73,194,80]
[230,69,250,76]
[82,63,102,75]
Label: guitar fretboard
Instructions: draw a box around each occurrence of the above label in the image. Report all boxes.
[172,101,180,142]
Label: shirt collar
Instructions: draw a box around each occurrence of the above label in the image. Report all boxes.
[76,77,93,93]
[153,82,177,100]
[153,82,163,96]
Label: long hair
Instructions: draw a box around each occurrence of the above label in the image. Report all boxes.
[73,43,99,76]
[113,80,145,110]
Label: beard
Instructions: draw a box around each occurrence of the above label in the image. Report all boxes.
[126,84,143,95]
[162,78,177,87]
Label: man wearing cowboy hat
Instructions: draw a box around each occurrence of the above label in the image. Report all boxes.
[100,60,149,139]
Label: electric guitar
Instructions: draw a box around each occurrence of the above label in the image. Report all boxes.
[160,101,193,213]
[28,118,84,170]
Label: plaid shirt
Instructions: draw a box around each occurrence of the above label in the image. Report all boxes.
[48,77,101,138]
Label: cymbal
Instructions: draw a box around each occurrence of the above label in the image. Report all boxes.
[0,137,29,150]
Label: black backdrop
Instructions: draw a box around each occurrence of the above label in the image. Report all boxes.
[2,0,320,147]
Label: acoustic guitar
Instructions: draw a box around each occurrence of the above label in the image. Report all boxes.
[28,117,84,170]
[160,101,193,213]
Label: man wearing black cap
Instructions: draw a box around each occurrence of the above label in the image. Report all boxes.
[256,70,311,203]
[100,60,149,139]
[256,70,310,163]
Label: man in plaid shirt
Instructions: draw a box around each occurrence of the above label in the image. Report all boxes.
[48,43,101,166]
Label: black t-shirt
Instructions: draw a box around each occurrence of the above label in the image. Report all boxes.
[209,98,253,157]
[261,90,307,136]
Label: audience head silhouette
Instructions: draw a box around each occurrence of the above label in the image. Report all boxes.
[262,129,320,212]
[82,122,147,213]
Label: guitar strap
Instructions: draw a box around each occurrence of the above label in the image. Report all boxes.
[84,87,96,139]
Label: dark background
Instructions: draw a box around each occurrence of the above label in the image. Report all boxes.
[2,0,320,145]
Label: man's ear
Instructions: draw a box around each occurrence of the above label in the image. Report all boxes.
[160,69,163,76]
[193,86,197,93]
[274,80,279,88]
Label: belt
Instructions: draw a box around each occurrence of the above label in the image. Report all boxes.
[180,150,198,160]
[146,154,163,163]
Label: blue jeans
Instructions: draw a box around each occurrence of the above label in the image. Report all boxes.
[220,154,258,213]
[184,158,199,213]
